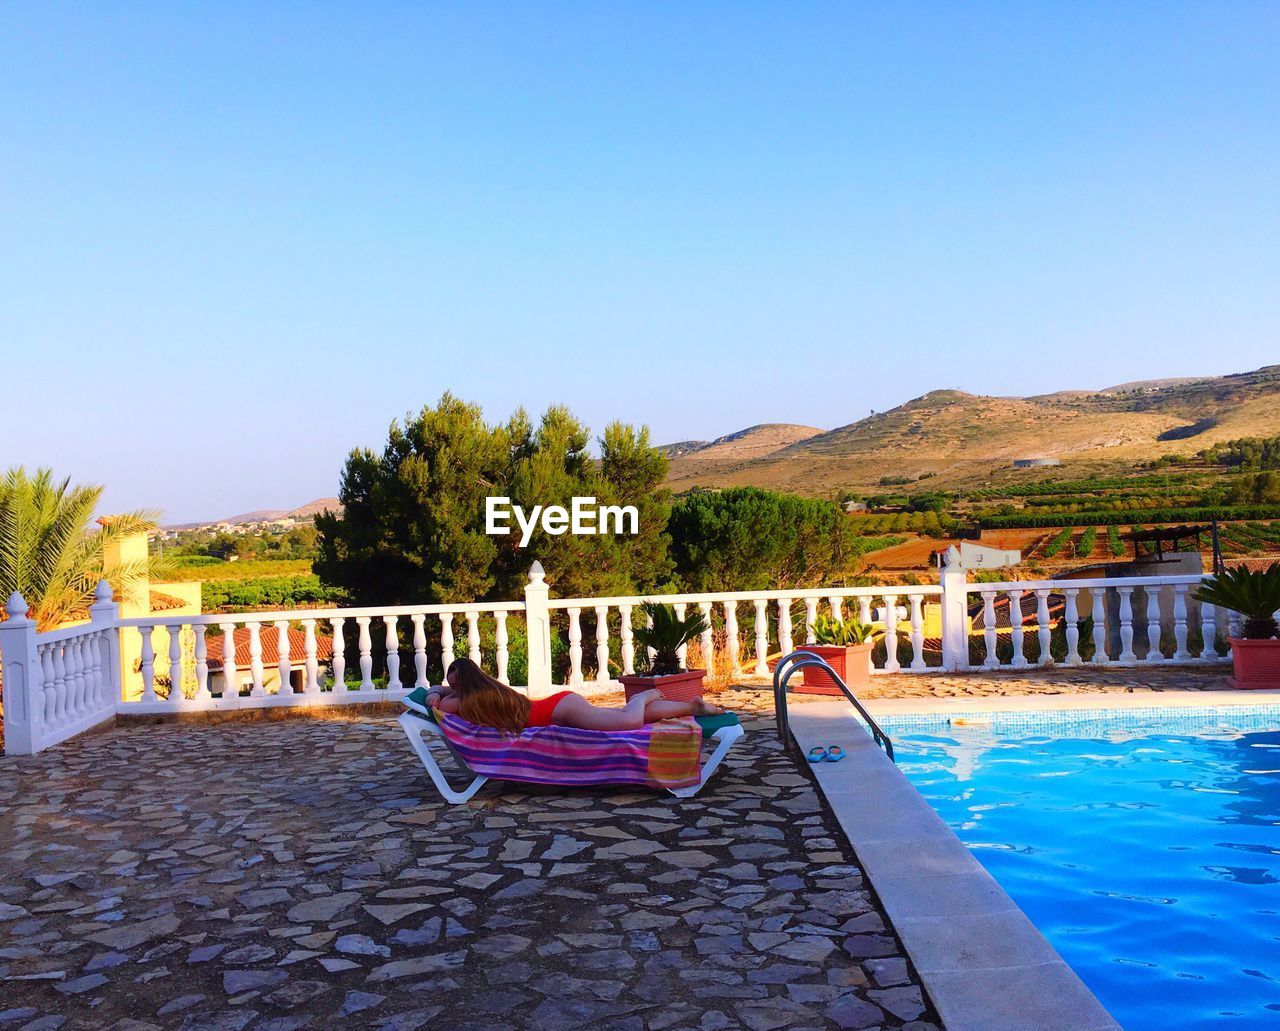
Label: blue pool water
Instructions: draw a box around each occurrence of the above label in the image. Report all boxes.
[884,708,1280,1030]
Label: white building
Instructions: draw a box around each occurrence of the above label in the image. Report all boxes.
[935,541,1021,570]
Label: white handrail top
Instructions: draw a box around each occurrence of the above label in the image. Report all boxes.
[117,600,526,628]
[546,585,944,609]
[35,622,106,645]
[966,574,1206,593]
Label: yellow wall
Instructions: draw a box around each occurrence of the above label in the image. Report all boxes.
[102,530,202,702]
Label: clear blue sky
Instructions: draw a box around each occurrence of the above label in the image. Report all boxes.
[3,3,1277,523]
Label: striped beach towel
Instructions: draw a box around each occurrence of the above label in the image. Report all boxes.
[435,712,704,790]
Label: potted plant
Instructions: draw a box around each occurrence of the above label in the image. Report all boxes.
[1194,562,1280,689]
[797,614,877,694]
[618,601,710,703]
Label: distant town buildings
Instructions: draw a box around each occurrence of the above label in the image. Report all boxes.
[1012,457,1061,468]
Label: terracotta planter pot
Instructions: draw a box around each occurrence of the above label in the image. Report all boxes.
[796,643,873,695]
[618,668,707,704]
[1227,638,1280,689]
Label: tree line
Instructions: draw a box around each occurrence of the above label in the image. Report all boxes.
[314,395,867,605]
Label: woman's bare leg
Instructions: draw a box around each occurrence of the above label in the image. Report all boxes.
[550,690,661,731]
[642,698,725,721]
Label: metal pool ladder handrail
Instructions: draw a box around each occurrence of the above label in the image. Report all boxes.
[773,650,895,762]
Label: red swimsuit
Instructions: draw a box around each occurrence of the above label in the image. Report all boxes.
[526,690,572,728]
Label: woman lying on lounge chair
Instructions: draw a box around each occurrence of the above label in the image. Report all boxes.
[427,657,726,732]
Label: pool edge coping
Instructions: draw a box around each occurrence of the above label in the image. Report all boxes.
[861,687,1280,718]
[789,701,1121,1031]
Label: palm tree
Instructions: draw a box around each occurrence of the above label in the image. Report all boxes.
[0,467,162,631]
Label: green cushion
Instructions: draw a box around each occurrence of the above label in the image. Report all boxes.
[404,687,440,723]
[694,712,741,735]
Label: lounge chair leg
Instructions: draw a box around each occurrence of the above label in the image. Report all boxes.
[398,712,489,804]
[669,724,745,799]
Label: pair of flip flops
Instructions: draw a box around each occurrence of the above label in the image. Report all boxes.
[807,746,845,763]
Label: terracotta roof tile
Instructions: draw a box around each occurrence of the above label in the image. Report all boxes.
[206,627,334,670]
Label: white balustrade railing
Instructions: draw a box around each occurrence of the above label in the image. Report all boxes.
[1,581,120,754]
[544,583,944,688]
[961,574,1229,670]
[0,553,1245,756]
[111,599,526,716]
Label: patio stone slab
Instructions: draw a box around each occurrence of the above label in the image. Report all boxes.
[0,688,937,1030]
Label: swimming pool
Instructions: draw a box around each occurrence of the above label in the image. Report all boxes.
[883,707,1280,1030]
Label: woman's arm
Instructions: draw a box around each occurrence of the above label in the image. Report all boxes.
[426,686,461,714]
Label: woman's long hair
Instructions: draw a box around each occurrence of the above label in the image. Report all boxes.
[447,657,531,733]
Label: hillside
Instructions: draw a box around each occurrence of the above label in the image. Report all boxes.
[666,365,1280,495]
[661,424,823,459]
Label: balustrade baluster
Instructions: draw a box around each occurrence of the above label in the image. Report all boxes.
[411,615,428,688]
[596,606,611,689]
[567,608,583,685]
[724,602,740,674]
[1118,588,1136,663]
[778,598,793,656]
[754,600,770,675]
[302,619,319,693]
[858,596,873,628]
[1035,590,1052,667]
[139,628,156,703]
[65,639,82,718]
[220,622,239,699]
[1173,585,1190,662]
[804,598,818,644]
[330,617,346,690]
[882,595,901,673]
[39,645,55,725]
[248,623,265,695]
[909,594,926,670]
[1091,591,1108,664]
[194,626,210,700]
[439,614,455,679]
[1145,588,1163,663]
[355,617,374,689]
[495,612,510,683]
[982,592,999,669]
[675,604,688,669]
[699,602,714,677]
[619,605,635,675]
[1007,591,1026,668]
[1199,600,1218,661]
[96,631,110,706]
[828,594,843,622]
[384,616,400,690]
[467,612,482,664]
[1063,590,1081,665]
[169,624,186,701]
[275,621,293,695]
[81,636,97,710]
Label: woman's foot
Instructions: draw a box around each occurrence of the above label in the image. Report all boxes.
[690,698,726,717]
[629,688,666,708]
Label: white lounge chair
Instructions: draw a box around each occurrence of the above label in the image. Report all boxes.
[399,688,745,805]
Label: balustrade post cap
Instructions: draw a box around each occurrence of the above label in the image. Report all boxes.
[943,545,961,568]
[528,561,546,585]
[94,579,114,602]
[5,591,30,620]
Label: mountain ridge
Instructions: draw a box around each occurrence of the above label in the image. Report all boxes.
[663,364,1280,495]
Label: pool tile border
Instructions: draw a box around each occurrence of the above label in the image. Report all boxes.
[789,701,1120,1031]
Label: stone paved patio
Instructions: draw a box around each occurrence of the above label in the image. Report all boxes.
[0,689,939,1031]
